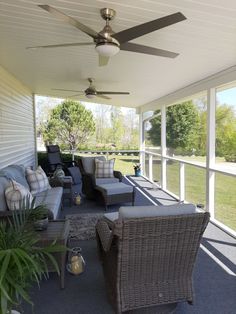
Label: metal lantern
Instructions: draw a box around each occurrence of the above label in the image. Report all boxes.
[67,247,85,275]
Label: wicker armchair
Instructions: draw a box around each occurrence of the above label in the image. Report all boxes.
[77,157,122,200]
[96,206,210,314]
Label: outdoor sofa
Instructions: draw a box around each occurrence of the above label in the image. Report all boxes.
[0,164,62,219]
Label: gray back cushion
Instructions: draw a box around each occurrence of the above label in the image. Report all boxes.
[81,156,106,174]
[0,176,11,211]
[119,203,197,219]
[67,167,82,185]
[0,165,29,189]
[0,165,31,211]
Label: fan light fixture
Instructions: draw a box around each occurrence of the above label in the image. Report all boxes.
[95,42,120,57]
[86,93,95,99]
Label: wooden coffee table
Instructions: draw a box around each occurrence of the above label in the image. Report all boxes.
[37,219,70,289]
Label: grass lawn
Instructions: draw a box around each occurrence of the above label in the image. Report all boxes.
[115,155,236,231]
[77,153,236,231]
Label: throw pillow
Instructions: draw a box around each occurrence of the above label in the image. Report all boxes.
[95,159,115,178]
[5,180,33,211]
[67,167,82,185]
[26,166,51,194]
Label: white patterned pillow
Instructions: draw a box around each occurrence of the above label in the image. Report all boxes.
[26,166,51,194]
[5,180,33,211]
[95,159,115,178]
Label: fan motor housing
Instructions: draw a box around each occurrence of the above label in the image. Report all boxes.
[100,8,116,21]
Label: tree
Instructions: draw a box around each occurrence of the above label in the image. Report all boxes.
[215,104,236,157]
[148,101,200,153]
[42,100,95,151]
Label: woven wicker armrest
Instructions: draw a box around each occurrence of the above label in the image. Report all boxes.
[82,172,96,185]
[96,219,114,252]
[113,170,122,181]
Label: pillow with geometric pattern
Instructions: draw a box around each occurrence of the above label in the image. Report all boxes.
[95,158,115,178]
[5,180,33,211]
[26,166,51,195]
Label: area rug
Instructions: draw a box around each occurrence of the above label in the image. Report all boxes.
[66,213,104,240]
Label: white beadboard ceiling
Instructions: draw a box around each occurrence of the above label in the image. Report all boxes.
[0,0,236,108]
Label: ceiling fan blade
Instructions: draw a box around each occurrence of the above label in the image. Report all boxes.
[120,42,178,58]
[112,12,186,44]
[52,88,84,93]
[96,94,111,100]
[97,91,130,95]
[99,55,110,66]
[69,94,85,98]
[27,42,93,50]
[38,5,103,40]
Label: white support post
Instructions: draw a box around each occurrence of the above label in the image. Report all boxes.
[179,162,185,202]
[206,88,216,217]
[139,112,145,176]
[161,106,167,190]
[149,154,153,182]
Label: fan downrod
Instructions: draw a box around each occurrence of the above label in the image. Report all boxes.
[100,8,116,21]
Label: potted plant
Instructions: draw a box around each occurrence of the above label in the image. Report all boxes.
[29,204,49,231]
[19,197,50,231]
[133,163,141,177]
[0,205,65,314]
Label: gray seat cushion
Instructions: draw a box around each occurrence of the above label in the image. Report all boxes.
[81,156,106,174]
[96,182,133,196]
[95,178,119,185]
[35,187,63,219]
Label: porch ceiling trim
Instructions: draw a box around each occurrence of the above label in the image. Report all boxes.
[140,65,236,112]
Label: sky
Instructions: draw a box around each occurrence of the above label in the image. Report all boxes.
[35,96,135,116]
[217,87,236,108]
[36,84,236,118]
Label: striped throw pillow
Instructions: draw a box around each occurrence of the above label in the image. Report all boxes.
[26,166,51,194]
[95,159,115,178]
[5,180,33,211]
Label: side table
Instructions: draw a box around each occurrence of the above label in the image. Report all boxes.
[62,176,73,206]
[37,219,70,289]
[49,176,73,206]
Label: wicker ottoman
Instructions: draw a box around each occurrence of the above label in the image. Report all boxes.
[95,182,135,210]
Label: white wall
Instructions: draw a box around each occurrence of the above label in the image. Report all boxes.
[0,66,36,169]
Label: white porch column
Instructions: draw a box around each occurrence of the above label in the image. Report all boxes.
[139,112,145,175]
[161,105,167,190]
[149,154,153,181]
[179,162,185,202]
[206,88,216,217]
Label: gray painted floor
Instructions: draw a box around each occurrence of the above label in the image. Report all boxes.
[23,177,236,314]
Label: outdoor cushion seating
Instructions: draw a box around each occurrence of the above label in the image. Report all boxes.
[96,204,210,313]
[95,182,135,210]
[78,156,122,200]
[0,164,63,219]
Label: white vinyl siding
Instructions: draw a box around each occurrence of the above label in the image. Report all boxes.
[0,66,36,169]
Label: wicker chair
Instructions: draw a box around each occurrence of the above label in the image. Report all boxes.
[77,156,122,200]
[96,206,210,314]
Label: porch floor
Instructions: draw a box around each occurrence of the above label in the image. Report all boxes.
[23,176,236,314]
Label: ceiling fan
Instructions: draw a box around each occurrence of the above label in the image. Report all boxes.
[27,5,187,66]
[53,78,130,100]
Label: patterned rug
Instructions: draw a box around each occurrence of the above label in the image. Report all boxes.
[66,213,104,240]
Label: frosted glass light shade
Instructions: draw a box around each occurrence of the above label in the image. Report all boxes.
[86,93,95,99]
[95,43,120,57]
